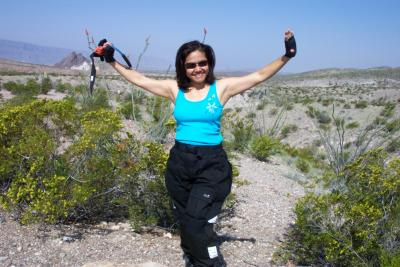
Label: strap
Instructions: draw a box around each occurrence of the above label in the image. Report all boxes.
[89,45,132,95]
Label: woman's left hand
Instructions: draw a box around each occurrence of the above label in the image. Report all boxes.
[284,29,296,58]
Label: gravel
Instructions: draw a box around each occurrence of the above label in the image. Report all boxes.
[0,154,305,267]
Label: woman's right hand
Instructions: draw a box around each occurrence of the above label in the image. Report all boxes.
[101,40,115,63]
[103,45,115,63]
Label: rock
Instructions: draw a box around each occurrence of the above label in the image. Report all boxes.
[110,224,121,231]
[0,256,8,262]
[163,233,172,239]
[62,236,76,243]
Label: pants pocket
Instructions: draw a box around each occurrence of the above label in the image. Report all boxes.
[185,186,214,220]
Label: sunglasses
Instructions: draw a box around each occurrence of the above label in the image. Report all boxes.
[184,60,208,69]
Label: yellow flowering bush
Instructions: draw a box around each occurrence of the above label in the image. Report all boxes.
[0,99,172,229]
[273,149,400,266]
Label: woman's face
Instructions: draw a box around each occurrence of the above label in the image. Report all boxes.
[184,50,209,85]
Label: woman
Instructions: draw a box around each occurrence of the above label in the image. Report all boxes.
[102,30,296,267]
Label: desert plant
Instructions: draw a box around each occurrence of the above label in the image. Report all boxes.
[120,100,142,120]
[41,77,52,94]
[273,149,400,266]
[345,121,359,129]
[295,158,310,173]
[343,103,351,109]
[3,79,41,96]
[55,81,73,93]
[227,117,255,152]
[354,100,369,109]
[315,105,390,176]
[249,134,281,161]
[381,102,396,118]
[281,124,298,138]
[0,99,175,228]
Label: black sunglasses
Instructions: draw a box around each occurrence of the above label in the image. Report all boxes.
[184,60,208,69]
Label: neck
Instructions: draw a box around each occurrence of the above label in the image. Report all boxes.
[189,82,207,90]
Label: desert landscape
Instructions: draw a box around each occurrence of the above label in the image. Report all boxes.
[0,54,399,267]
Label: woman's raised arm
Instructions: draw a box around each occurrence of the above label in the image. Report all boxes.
[217,30,296,105]
[104,44,178,102]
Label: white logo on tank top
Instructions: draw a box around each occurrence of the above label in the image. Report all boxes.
[206,94,217,113]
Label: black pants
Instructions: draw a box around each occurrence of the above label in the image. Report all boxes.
[165,141,232,267]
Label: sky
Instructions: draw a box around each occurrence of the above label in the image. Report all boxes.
[1,0,399,73]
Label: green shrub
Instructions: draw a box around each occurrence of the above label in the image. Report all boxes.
[125,142,173,231]
[56,81,72,93]
[120,100,142,120]
[381,102,396,118]
[41,77,52,94]
[256,100,268,110]
[285,103,294,110]
[281,124,298,138]
[317,111,332,124]
[306,106,316,118]
[373,116,387,126]
[82,87,111,111]
[385,118,400,133]
[269,107,278,116]
[306,106,331,124]
[0,99,175,229]
[345,121,359,129]
[296,158,310,173]
[0,99,80,223]
[230,118,254,152]
[343,103,351,109]
[322,98,333,107]
[246,112,256,119]
[354,100,369,109]
[250,135,281,161]
[146,96,164,121]
[274,149,400,266]
[386,139,400,153]
[302,96,314,105]
[3,79,41,96]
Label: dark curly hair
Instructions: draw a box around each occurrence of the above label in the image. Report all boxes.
[175,40,216,91]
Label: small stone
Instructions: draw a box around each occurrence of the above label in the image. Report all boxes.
[17,246,22,252]
[110,224,120,231]
[163,233,172,239]
[0,256,8,262]
[62,236,75,242]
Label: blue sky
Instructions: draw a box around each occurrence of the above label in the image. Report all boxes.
[1,0,399,73]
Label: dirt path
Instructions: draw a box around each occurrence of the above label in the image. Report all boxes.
[0,154,305,267]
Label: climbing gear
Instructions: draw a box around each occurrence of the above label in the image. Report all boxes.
[89,38,132,94]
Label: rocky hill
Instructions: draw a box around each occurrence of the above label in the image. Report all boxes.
[54,52,91,70]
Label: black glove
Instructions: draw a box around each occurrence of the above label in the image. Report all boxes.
[103,45,115,63]
[284,36,296,58]
[98,39,107,46]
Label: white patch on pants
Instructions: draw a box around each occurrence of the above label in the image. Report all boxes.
[207,246,218,259]
[207,216,217,224]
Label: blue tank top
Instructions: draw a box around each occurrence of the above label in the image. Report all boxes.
[173,82,224,145]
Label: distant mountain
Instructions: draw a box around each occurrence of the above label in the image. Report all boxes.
[0,39,88,66]
[54,52,90,70]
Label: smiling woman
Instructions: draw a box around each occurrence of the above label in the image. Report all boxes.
[100,30,296,267]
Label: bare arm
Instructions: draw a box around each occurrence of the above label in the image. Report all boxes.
[218,56,290,104]
[109,61,177,101]
[218,30,296,105]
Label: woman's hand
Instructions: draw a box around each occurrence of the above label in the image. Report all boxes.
[102,41,115,63]
[284,29,296,58]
